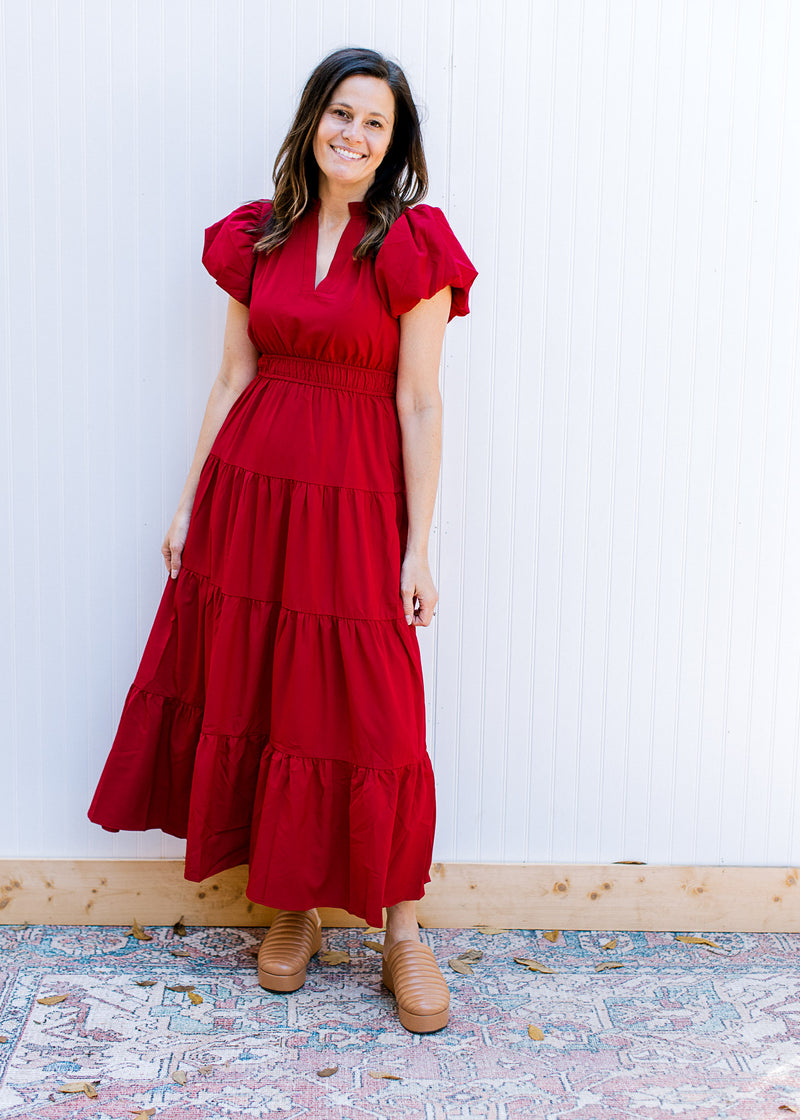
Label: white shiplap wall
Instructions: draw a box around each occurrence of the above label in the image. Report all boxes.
[2,0,799,870]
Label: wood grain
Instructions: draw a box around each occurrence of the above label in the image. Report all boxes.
[1,861,797,930]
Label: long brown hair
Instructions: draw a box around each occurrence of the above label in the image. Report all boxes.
[252,47,428,259]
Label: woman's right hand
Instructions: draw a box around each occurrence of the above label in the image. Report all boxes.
[161,508,192,579]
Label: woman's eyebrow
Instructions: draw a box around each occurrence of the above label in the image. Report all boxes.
[330,100,391,122]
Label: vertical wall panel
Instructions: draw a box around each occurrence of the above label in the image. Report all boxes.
[2,0,800,869]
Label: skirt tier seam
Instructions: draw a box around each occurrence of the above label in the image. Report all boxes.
[255,735,429,774]
[126,684,428,774]
[180,563,405,623]
[128,682,203,713]
[205,450,405,495]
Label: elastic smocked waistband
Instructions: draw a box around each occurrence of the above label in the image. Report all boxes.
[256,353,397,397]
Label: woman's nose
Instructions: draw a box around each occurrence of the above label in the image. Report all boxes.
[343,119,365,145]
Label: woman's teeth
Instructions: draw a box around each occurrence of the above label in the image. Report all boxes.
[332,146,365,161]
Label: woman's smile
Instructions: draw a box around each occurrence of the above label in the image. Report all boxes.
[330,144,367,161]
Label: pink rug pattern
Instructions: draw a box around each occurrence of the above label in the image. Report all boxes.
[1,924,799,1118]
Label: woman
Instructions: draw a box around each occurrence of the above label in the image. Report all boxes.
[88,46,477,1034]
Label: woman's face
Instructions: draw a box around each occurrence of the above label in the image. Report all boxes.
[312,74,396,197]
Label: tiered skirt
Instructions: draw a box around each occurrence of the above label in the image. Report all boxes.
[87,353,436,928]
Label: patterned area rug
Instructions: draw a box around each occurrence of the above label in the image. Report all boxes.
[0,923,799,1119]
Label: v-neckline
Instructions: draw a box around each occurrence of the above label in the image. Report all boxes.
[306,197,367,294]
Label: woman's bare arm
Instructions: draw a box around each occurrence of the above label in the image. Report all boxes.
[162,297,259,578]
[395,285,452,625]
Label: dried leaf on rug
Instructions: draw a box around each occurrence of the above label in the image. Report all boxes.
[320,949,350,965]
[514,958,557,974]
[57,1081,98,1097]
[675,935,725,950]
[126,918,153,942]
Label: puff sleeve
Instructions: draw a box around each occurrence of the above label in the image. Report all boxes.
[202,199,271,306]
[374,204,478,322]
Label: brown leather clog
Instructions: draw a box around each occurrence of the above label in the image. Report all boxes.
[381,939,450,1032]
[257,908,323,992]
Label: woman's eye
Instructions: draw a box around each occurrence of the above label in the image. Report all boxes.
[368,120,382,128]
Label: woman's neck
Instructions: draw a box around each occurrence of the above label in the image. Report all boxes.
[316,180,368,226]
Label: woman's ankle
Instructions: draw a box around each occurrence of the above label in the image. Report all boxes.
[384,902,421,949]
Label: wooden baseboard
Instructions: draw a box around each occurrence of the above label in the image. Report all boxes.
[1,860,798,931]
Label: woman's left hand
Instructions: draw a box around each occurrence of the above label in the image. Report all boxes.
[400,553,439,626]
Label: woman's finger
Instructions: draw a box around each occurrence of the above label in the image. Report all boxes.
[401,583,416,625]
[413,593,437,627]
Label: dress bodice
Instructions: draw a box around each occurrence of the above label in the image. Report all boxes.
[202,197,478,374]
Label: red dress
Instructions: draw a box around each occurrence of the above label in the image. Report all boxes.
[87,196,477,927]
